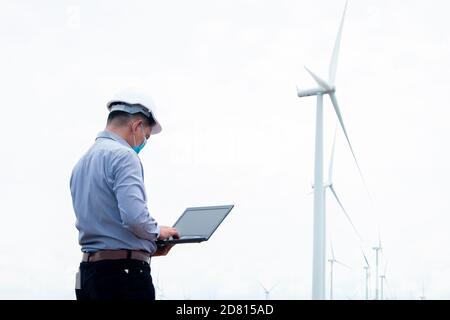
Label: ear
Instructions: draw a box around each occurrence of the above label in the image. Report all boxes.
[131,119,142,131]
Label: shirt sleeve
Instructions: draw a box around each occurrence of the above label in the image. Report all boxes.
[112,150,159,241]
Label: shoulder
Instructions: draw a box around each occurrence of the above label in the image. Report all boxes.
[114,148,140,164]
[93,138,139,165]
[110,148,142,173]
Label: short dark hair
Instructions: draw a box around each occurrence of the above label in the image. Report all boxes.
[107,110,156,127]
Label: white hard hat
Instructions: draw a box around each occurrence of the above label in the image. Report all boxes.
[107,88,162,135]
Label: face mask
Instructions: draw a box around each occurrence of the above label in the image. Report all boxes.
[132,123,147,154]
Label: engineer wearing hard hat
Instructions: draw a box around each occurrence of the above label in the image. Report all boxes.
[70,88,179,300]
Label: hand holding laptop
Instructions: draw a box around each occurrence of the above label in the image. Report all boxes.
[152,226,180,257]
[158,226,180,240]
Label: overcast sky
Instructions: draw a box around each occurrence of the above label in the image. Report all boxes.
[0,0,449,300]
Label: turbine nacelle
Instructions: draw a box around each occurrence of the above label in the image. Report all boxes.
[297,87,333,98]
[297,66,337,98]
[309,182,332,190]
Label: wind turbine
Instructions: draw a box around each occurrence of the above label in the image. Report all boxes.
[258,282,278,300]
[380,261,389,300]
[372,235,382,300]
[361,248,371,300]
[328,242,351,300]
[297,0,367,300]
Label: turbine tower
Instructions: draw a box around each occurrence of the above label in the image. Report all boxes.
[297,0,367,300]
[380,262,388,300]
[328,243,336,300]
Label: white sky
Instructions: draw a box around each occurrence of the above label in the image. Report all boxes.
[0,0,449,300]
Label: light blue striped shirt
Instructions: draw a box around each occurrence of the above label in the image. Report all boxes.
[70,130,160,254]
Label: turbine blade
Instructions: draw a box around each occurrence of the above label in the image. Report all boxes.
[269,283,279,292]
[335,260,352,269]
[258,281,268,292]
[304,67,331,91]
[361,247,370,267]
[329,0,348,86]
[329,185,363,241]
[328,127,337,183]
[331,241,336,260]
[378,232,382,250]
[329,92,371,199]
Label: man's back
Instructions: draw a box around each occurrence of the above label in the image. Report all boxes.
[70,130,159,254]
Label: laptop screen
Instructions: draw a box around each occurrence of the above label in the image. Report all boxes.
[173,205,233,239]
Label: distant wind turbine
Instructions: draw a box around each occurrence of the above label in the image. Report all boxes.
[380,261,389,300]
[258,282,278,300]
[372,234,383,300]
[361,248,371,300]
[296,0,369,300]
[419,281,426,300]
[325,129,364,242]
[328,242,351,300]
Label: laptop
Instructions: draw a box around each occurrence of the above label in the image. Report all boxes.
[155,205,234,247]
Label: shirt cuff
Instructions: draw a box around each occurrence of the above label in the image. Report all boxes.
[155,224,161,240]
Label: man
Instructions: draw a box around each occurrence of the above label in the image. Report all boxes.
[70,88,179,300]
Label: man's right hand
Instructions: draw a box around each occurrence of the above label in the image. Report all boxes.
[158,225,180,240]
[154,226,179,257]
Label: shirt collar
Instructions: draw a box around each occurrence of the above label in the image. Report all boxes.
[96,130,132,149]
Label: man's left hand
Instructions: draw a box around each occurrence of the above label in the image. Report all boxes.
[153,244,175,257]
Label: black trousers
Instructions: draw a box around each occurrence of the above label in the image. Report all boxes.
[75,259,155,300]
